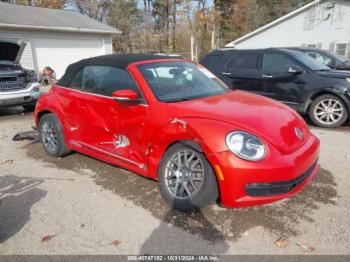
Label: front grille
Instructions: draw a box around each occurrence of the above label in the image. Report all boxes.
[0,75,28,92]
[245,162,317,197]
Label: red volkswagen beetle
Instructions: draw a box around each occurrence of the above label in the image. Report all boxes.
[34,54,320,210]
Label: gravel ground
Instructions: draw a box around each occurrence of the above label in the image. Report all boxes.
[0,107,349,255]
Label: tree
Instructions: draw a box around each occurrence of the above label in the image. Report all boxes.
[76,0,112,23]
[172,0,177,52]
[179,0,216,60]
[109,0,141,53]
[214,0,312,47]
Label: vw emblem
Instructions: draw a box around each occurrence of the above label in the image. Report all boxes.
[294,127,303,140]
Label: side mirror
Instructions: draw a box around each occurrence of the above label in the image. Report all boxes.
[112,89,140,103]
[286,66,303,75]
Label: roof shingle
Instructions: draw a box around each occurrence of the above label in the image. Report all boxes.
[0,2,120,35]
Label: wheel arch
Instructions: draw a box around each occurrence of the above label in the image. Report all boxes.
[157,139,221,204]
[36,110,53,124]
[303,89,350,116]
[153,139,207,178]
[36,110,72,157]
[35,108,72,145]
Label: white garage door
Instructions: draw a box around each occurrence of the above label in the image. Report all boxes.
[32,37,104,79]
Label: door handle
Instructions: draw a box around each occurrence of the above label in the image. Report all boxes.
[262,74,273,78]
[222,72,231,76]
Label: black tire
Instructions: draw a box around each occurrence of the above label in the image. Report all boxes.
[38,113,71,157]
[309,94,348,128]
[158,143,219,211]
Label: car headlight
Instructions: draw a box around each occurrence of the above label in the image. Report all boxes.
[226,131,266,161]
[27,70,38,83]
[346,78,350,84]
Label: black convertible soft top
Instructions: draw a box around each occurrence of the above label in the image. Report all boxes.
[58,54,173,87]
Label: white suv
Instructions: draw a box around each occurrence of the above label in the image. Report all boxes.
[0,38,40,111]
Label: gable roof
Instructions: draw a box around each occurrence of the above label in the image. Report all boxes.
[0,2,120,35]
[225,0,323,47]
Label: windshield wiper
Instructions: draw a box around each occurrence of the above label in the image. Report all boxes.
[164,94,212,103]
[163,97,194,103]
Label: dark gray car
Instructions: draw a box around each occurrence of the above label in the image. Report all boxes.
[201,48,350,128]
[288,47,350,71]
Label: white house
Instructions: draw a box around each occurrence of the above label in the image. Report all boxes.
[0,2,120,78]
[226,0,350,58]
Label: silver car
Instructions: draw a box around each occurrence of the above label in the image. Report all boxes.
[0,38,40,111]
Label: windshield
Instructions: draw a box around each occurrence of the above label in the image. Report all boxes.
[330,51,349,63]
[287,50,331,71]
[138,61,230,102]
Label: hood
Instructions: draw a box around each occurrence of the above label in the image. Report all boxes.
[335,63,350,70]
[0,38,26,64]
[318,69,350,79]
[167,91,310,154]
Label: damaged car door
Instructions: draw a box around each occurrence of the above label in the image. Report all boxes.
[74,65,149,170]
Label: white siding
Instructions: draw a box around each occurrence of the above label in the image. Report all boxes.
[32,36,104,78]
[231,0,350,58]
[0,29,113,77]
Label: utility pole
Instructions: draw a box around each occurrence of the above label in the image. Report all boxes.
[191,35,197,62]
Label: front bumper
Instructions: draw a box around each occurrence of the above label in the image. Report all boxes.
[207,134,320,208]
[245,161,317,196]
[0,82,41,107]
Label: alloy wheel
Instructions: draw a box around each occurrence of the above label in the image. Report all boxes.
[41,121,58,153]
[314,98,344,125]
[164,149,204,199]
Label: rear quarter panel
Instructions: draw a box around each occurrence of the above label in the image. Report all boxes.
[35,86,73,143]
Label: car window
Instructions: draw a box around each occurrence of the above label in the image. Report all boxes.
[287,50,330,71]
[201,54,223,68]
[70,69,83,90]
[81,66,139,97]
[263,53,298,71]
[138,62,229,102]
[305,51,332,66]
[227,53,259,69]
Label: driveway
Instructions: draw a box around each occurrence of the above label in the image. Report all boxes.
[0,107,349,255]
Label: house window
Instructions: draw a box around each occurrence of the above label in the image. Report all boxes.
[335,43,347,56]
[307,44,317,48]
